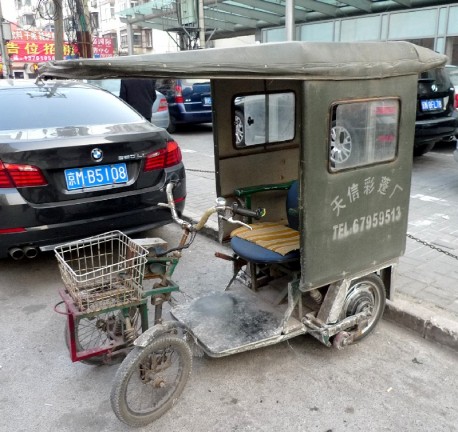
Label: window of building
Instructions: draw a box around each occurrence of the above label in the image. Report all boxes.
[329,99,399,172]
[133,32,142,46]
[22,14,35,26]
[144,29,153,48]
[120,32,128,49]
[90,12,99,30]
[233,92,295,148]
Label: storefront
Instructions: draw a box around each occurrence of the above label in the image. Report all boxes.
[1,25,115,79]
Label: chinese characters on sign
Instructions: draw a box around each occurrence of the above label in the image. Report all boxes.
[0,27,114,62]
[3,38,114,62]
[331,175,404,241]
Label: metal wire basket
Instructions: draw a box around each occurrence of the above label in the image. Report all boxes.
[55,231,149,313]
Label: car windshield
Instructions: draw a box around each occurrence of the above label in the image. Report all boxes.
[0,84,142,131]
[87,79,121,96]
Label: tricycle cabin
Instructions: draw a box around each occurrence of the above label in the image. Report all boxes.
[39,41,447,292]
[213,75,417,290]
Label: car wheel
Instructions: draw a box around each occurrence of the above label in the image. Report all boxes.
[330,123,352,164]
[234,110,245,146]
[167,117,177,134]
[413,141,435,157]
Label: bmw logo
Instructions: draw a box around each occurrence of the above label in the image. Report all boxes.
[91,148,103,162]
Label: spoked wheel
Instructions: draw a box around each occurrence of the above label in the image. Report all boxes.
[234,110,245,146]
[110,335,192,427]
[340,274,386,342]
[330,123,352,165]
[65,307,141,365]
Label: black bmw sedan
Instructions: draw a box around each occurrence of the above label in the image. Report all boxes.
[0,79,186,260]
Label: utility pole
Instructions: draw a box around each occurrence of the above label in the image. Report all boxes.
[198,0,205,49]
[0,0,10,77]
[285,0,295,42]
[54,0,64,60]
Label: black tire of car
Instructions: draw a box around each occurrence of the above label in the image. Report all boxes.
[413,141,435,157]
[167,116,177,134]
[110,335,192,428]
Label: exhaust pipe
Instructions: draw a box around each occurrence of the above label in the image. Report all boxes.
[9,247,25,260]
[23,246,39,259]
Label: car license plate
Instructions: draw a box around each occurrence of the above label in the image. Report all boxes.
[65,163,128,191]
[203,96,212,106]
[421,98,442,111]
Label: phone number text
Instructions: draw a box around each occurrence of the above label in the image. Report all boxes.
[332,206,402,241]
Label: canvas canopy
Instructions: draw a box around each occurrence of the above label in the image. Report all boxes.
[38,41,447,81]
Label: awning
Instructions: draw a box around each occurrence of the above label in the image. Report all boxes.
[39,41,447,80]
[117,0,451,41]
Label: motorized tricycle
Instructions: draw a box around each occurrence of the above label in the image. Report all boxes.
[42,41,446,427]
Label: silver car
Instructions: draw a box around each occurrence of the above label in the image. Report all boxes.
[87,79,170,129]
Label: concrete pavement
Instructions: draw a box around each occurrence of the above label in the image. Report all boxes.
[181,145,458,351]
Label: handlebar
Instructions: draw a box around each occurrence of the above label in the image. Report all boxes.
[231,203,266,220]
[160,182,266,233]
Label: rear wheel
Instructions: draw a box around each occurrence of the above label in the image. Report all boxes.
[111,335,192,427]
[340,274,386,342]
[65,307,141,365]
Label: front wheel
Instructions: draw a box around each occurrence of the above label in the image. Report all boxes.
[110,335,192,427]
[340,274,386,342]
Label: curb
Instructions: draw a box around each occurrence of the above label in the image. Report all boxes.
[182,210,458,351]
[384,297,458,351]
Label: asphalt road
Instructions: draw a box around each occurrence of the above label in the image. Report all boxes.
[1,129,457,431]
[0,224,457,432]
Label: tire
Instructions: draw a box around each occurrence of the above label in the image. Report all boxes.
[110,335,192,427]
[234,110,245,146]
[339,274,386,342]
[167,116,177,134]
[330,122,352,164]
[65,308,141,366]
[413,141,435,157]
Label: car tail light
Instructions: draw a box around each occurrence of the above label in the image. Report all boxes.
[375,105,398,116]
[174,85,184,104]
[157,97,168,112]
[455,94,458,110]
[0,227,26,234]
[144,140,182,171]
[376,134,396,142]
[0,161,47,188]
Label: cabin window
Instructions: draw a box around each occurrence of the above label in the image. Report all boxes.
[233,92,295,148]
[329,99,399,172]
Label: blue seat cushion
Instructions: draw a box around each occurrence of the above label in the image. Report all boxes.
[231,236,300,264]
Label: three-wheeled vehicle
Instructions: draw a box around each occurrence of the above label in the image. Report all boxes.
[41,41,446,427]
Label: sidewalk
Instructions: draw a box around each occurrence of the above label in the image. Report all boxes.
[182,149,458,351]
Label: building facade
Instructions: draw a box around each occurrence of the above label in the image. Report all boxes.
[262,3,458,65]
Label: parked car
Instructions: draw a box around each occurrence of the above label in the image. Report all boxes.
[0,79,186,260]
[155,78,213,133]
[86,79,170,129]
[414,66,458,156]
[446,65,458,112]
